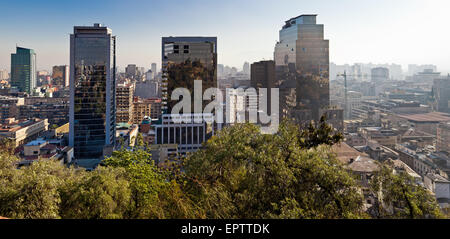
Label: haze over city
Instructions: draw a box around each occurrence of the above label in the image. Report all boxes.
[0,0,449,73]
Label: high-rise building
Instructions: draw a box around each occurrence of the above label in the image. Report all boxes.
[274,14,330,121]
[251,60,276,115]
[217,64,224,78]
[151,63,157,78]
[145,69,153,81]
[69,23,116,159]
[409,69,441,85]
[52,65,69,87]
[371,67,389,83]
[135,80,159,99]
[243,62,250,76]
[408,64,437,76]
[132,97,162,124]
[125,64,137,79]
[437,122,450,153]
[161,36,217,113]
[116,82,135,124]
[0,69,9,81]
[10,47,36,94]
[433,76,450,114]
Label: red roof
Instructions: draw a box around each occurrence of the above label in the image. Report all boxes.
[41,144,57,150]
[24,155,39,160]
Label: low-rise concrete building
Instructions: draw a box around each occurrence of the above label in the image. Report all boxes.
[359,127,397,147]
[18,138,73,166]
[0,118,49,147]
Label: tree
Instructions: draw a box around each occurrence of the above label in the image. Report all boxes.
[369,165,444,219]
[183,121,366,219]
[59,166,131,219]
[298,115,343,149]
[0,160,67,219]
[103,146,203,219]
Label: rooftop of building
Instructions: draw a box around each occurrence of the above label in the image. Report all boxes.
[0,118,45,133]
[426,173,450,183]
[347,156,380,173]
[332,142,370,165]
[73,23,112,34]
[387,159,421,179]
[284,14,318,24]
[398,112,450,123]
[162,36,217,42]
[402,128,435,138]
[25,138,47,146]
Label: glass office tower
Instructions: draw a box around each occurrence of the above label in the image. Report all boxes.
[161,37,217,113]
[274,15,330,121]
[69,24,116,159]
[10,47,36,94]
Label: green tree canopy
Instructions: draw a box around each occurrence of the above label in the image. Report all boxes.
[369,165,444,219]
[183,121,365,219]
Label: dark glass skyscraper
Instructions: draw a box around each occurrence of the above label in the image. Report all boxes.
[161,37,217,113]
[69,24,116,159]
[251,60,276,116]
[274,15,330,121]
[10,47,36,94]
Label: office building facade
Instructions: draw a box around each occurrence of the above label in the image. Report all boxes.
[69,24,116,159]
[52,65,70,87]
[116,82,134,124]
[161,36,217,113]
[433,76,450,114]
[11,47,37,94]
[250,60,276,116]
[274,14,330,121]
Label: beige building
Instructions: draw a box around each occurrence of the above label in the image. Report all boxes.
[116,82,135,124]
[359,127,397,147]
[397,112,450,136]
[0,118,49,146]
[20,138,73,165]
[132,98,162,124]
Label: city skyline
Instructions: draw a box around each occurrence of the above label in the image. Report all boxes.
[0,0,449,73]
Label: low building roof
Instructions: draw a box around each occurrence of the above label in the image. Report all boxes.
[347,156,380,173]
[426,173,450,183]
[332,142,370,165]
[398,112,450,123]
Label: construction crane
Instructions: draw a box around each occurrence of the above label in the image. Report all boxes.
[336,71,372,119]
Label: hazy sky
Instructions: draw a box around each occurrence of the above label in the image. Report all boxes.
[0,0,449,73]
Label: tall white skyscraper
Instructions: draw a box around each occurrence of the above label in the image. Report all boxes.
[243,62,250,76]
[151,63,157,78]
[0,69,8,81]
